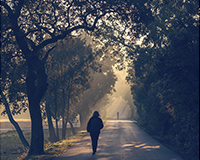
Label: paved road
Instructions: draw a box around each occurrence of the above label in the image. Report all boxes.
[54,120,183,160]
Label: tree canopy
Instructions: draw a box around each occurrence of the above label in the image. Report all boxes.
[1,0,148,155]
[1,0,199,158]
[125,0,199,158]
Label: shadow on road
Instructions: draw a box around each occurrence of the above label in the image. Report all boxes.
[54,120,182,160]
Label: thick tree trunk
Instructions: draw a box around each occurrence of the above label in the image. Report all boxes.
[28,101,44,155]
[26,65,47,155]
[1,90,30,148]
[5,7,45,155]
[46,96,58,142]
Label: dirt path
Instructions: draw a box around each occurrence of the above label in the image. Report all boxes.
[54,120,183,160]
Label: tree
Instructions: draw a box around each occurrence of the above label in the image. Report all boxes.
[1,45,29,148]
[125,0,199,158]
[1,0,153,155]
[44,94,58,142]
[0,91,30,148]
[46,37,100,139]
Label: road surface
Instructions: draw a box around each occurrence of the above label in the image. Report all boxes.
[54,120,183,160]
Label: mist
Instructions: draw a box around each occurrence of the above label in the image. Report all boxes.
[94,69,133,120]
[0,69,134,122]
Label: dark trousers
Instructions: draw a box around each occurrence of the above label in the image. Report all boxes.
[90,132,100,153]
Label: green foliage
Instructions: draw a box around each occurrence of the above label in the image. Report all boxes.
[1,0,198,157]
[1,4,28,114]
[1,40,28,116]
[44,36,99,139]
[0,0,156,155]
[126,0,199,159]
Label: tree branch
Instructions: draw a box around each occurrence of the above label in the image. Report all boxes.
[35,12,108,51]
[0,89,30,148]
[15,0,24,18]
[42,45,56,63]
[0,1,14,16]
[36,25,90,51]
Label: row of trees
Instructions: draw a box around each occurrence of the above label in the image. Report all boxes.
[43,36,117,142]
[126,0,199,158]
[87,0,198,158]
[1,32,117,144]
[1,0,198,158]
[1,0,144,155]
[44,37,99,142]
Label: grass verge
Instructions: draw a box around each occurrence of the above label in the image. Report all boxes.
[0,128,88,160]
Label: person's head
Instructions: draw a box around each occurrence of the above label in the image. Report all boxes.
[93,111,100,117]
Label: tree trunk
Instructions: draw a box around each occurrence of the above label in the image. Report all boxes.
[45,96,58,142]
[79,113,83,129]
[62,118,66,139]
[69,121,76,135]
[26,66,47,155]
[55,118,60,140]
[5,3,48,155]
[62,118,67,139]
[79,112,87,129]
[28,101,44,155]
[62,89,66,139]
[54,82,60,140]
[64,82,71,137]
[0,90,30,148]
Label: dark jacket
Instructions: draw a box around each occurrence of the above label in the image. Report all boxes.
[87,116,104,133]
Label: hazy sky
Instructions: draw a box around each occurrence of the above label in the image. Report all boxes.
[0,105,31,122]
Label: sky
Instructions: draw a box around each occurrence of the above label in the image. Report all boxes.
[0,105,31,122]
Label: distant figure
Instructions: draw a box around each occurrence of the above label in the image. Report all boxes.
[87,111,104,155]
[117,112,119,119]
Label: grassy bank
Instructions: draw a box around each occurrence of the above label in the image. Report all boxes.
[0,128,87,160]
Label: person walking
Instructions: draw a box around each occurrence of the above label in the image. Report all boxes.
[87,111,104,155]
[117,112,119,119]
